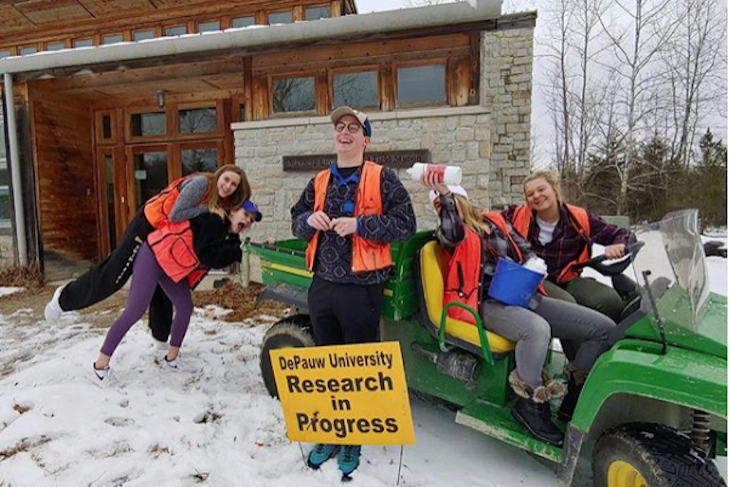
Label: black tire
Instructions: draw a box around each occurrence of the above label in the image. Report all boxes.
[593,423,726,487]
[260,315,315,398]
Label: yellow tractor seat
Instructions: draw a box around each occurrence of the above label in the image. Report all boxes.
[417,240,516,356]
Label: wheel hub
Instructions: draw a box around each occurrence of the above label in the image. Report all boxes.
[608,460,648,487]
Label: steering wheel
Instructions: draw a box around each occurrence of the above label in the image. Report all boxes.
[576,241,645,276]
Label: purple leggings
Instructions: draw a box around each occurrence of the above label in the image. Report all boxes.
[100,243,193,357]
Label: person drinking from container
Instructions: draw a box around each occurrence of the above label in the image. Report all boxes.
[420,171,615,445]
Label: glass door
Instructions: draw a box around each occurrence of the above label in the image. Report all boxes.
[126,145,173,212]
[96,147,127,256]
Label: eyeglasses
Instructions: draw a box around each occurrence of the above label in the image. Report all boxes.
[335,122,363,134]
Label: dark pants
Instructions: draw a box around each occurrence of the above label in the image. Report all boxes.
[58,211,173,340]
[307,276,386,346]
[100,243,193,356]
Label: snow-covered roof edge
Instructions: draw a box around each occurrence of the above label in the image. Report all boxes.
[0,0,508,76]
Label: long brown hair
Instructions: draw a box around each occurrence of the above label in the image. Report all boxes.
[202,165,251,216]
[453,195,491,236]
[523,169,562,205]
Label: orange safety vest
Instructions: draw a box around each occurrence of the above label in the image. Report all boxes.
[305,161,392,273]
[510,203,591,284]
[444,212,527,324]
[147,220,208,289]
[143,175,212,229]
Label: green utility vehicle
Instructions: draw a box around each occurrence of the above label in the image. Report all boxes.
[250,209,727,487]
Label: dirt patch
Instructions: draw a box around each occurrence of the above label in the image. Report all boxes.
[0,280,286,327]
[0,265,44,290]
[193,280,287,322]
[0,285,128,328]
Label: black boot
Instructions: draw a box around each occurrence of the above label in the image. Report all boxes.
[558,367,587,423]
[512,396,565,447]
[557,375,580,423]
[509,370,565,447]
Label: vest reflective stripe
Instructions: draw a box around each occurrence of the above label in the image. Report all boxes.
[510,203,591,284]
[444,212,523,325]
[148,220,208,288]
[305,161,392,273]
[144,174,211,229]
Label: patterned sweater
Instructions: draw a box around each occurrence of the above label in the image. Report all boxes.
[291,164,416,285]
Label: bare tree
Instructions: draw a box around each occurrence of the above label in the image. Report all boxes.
[661,0,727,167]
[596,0,682,214]
[542,0,576,188]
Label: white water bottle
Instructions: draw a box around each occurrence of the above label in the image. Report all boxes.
[407,163,463,185]
[523,257,548,277]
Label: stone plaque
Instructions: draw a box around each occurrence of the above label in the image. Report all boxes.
[283,150,430,171]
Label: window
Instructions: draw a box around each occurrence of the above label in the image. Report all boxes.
[19,45,37,56]
[133,29,155,41]
[73,38,93,48]
[273,76,315,113]
[239,103,246,122]
[164,25,187,36]
[102,34,123,45]
[333,71,378,109]
[131,112,166,137]
[182,148,218,175]
[179,108,218,134]
[0,50,11,59]
[397,64,446,106]
[46,41,65,51]
[231,16,255,28]
[305,5,330,20]
[102,115,113,139]
[198,20,220,33]
[269,10,293,24]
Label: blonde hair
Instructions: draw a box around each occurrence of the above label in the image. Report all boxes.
[523,169,562,205]
[202,165,251,217]
[453,195,490,236]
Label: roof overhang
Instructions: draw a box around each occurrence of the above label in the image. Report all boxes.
[0,0,536,81]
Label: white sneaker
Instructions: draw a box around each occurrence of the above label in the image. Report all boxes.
[152,336,168,351]
[44,284,67,323]
[163,355,181,370]
[91,363,114,384]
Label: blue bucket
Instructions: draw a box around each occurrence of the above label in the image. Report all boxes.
[487,257,543,308]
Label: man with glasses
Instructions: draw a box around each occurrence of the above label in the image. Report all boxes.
[291,106,416,478]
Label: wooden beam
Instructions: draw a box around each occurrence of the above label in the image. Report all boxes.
[468,31,480,106]
[243,56,253,122]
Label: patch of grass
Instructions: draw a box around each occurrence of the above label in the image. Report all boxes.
[147,444,172,458]
[12,404,31,414]
[0,264,43,290]
[0,435,50,460]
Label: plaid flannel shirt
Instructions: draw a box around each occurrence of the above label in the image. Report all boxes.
[501,205,632,283]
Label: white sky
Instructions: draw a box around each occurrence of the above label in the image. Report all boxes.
[356,0,728,163]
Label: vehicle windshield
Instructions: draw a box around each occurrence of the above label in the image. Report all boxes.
[630,210,710,331]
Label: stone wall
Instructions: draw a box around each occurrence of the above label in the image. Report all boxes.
[233,24,535,249]
[482,26,534,208]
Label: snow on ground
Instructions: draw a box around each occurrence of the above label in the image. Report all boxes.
[0,287,24,298]
[0,238,726,486]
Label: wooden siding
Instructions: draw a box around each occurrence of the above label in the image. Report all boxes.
[0,0,351,45]
[31,89,98,262]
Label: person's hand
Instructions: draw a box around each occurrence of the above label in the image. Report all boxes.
[605,243,626,260]
[331,217,358,237]
[419,171,450,195]
[307,211,332,231]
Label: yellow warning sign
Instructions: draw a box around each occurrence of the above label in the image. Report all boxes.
[271,341,415,445]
